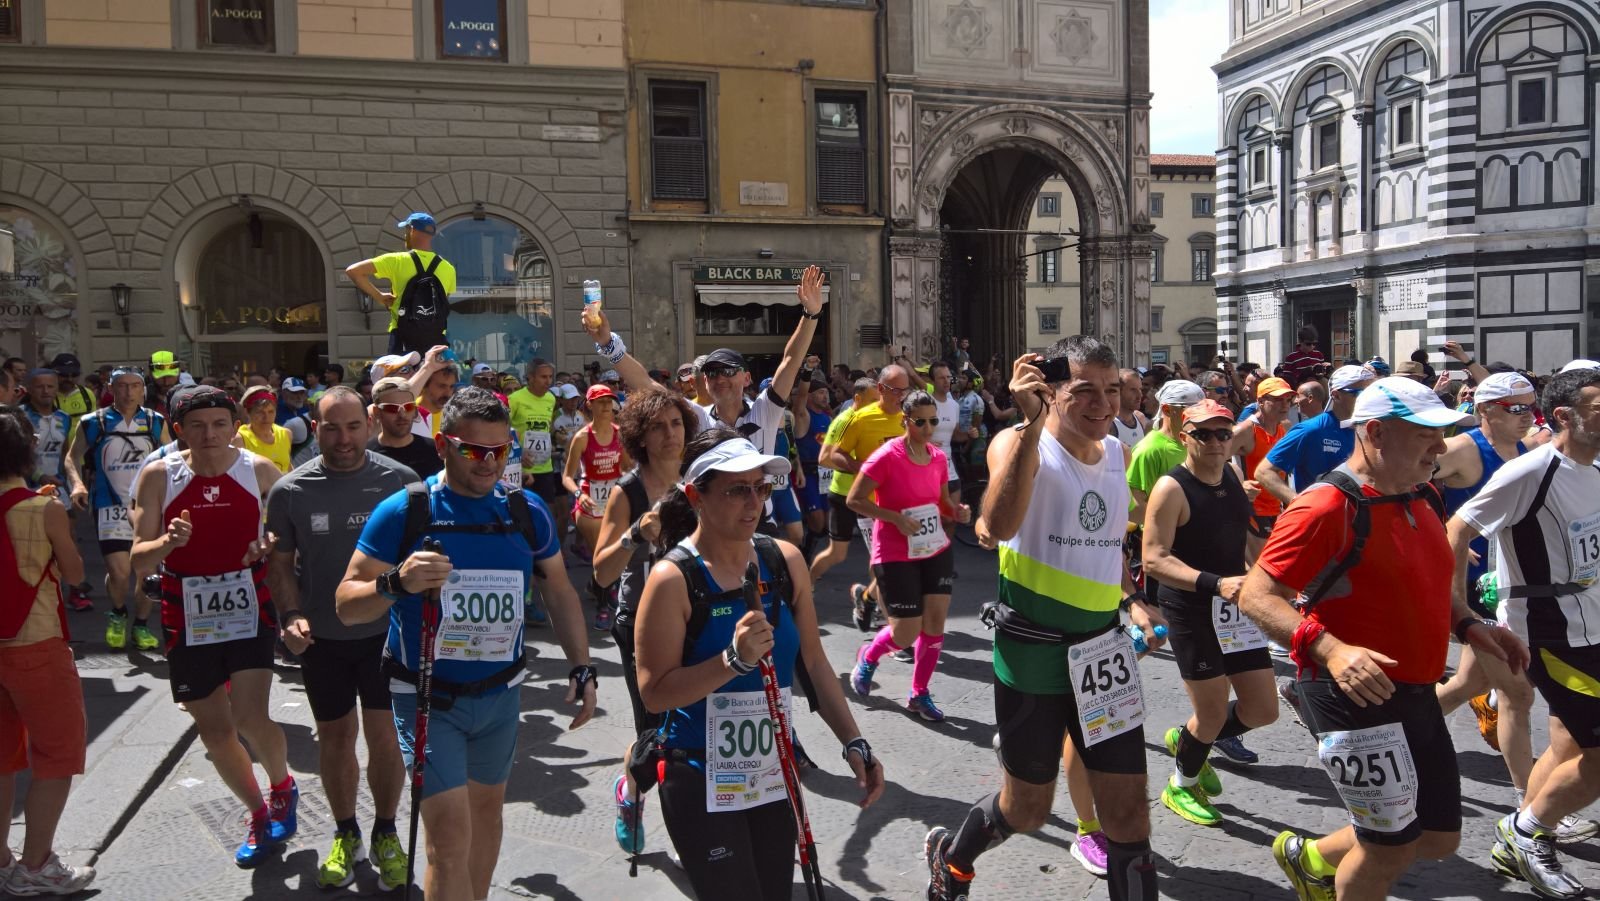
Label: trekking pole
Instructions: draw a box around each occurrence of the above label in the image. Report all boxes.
[742,562,824,900]
[405,538,444,901]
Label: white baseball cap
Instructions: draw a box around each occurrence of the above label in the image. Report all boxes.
[471,362,494,377]
[371,352,421,379]
[1155,380,1204,408]
[682,437,791,485]
[1473,372,1536,403]
[1560,359,1600,373]
[1341,376,1474,429]
[1325,364,1375,409]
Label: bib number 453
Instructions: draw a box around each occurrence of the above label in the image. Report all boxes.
[1079,651,1133,696]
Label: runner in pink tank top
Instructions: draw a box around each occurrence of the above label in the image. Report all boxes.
[562,384,634,629]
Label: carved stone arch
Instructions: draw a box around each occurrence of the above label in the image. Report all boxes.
[1225,88,1283,138]
[378,171,583,277]
[1361,30,1440,100]
[913,103,1127,236]
[137,163,361,275]
[0,157,120,275]
[1284,56,1362,111]
[1468,3,1600,66]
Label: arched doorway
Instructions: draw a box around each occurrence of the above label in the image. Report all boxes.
[432,215,555,374]
[189,214,328,378]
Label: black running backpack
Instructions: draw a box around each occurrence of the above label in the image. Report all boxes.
[393,252,450,354]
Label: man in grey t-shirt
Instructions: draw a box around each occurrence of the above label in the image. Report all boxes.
[264,386,419,891]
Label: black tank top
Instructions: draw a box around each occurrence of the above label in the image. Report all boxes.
[610,470,656,625]
[1158,464,1251,607]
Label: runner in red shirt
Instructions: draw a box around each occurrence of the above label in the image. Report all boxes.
[1239,376,1528,901]
[562,383,632,630]
[130,385,297,870]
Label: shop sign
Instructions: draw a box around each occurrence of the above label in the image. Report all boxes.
[738,182,789,206]
[0,207,78,364]
[693,265,830,284]
[206,304,323,329]
[206,0,273,48]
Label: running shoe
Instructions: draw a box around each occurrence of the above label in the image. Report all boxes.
[850,645,877,697]
[1212,735,1259,764]
[1161,778,1221,826]
[104,610,127,650]
[1271,830,1335,901]
[1278,676,1304,722]
[907,692,945,723]
[1469,693,1501,751]
[316,831,363,889]
[1491,839,1520,878]
[592,605,614,632]
[525,600,550,628]
[1557,814,1600,845]
[892,647,915,663]
[924,826,974,901]
[1163,727,1222,796]
[269,777,299,839]
[850,584,872,632]
[3,853,96,896]
[0,850,14,890]
[369,831,408,893]
[66,585,93,613]
[234,817,285,869]
[613,774,645,854]
[1072,830,1109,877]
[1495,814,1587,899]
[132,624,159,651]
[1268,639,1291,658]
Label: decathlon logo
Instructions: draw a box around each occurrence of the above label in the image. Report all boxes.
[1079,490,1107,532]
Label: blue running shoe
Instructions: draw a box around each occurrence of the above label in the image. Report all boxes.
[850,646,877,697]
[908,692,945,722]
[613,773,645,854]
[1213,736,1259,764]
[526,600,550,628]
[235,817,283,869]
[269,777,299,840]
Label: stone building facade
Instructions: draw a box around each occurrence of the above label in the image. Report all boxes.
[0,0,628,379]
[1215,0,1600,373]
[883,0,1153,366]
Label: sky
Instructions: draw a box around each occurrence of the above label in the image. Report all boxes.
[1147,0,1229,155]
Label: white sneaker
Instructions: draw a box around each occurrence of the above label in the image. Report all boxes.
[5,853,96,896]
[1557,814,1600,845]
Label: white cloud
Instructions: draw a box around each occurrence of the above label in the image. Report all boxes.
[1148,0,1228,154]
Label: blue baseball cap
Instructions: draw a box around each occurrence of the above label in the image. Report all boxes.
[280,377,307,393]
[396,212,437,234]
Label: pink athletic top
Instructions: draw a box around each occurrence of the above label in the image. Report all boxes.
[858,436,949,565]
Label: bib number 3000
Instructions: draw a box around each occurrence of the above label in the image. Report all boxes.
[1068,628,1145,748]
[704,687,790,813]
[1317,723,1419,834]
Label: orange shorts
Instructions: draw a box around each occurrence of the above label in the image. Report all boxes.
[0,638,87,779]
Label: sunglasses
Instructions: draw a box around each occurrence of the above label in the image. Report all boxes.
[704,366,743,379]
[1207,386,1231,395]
[441,434,512,462]
[375,401,418,414]
[879,384,909,394]
[908,416,939,427]
[1184,427,1233,444]
[716,480,774,503]
[1484,401,1532,415]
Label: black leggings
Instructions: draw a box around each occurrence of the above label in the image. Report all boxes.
[659,760,798,900]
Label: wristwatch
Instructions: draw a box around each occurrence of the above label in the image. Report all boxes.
[800,310,822,321]
[620,524,642,551]
[376,567,405,601]
[842,737,875,769]
[723,645,757,675]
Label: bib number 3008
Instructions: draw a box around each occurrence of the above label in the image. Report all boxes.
[1316,723,1418,834]
[435,569,524,663]
[1068,628,1145,748]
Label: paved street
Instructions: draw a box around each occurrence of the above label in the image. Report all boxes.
[20,535,1600,900]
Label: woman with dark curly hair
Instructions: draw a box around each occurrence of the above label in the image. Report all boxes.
[594,385,700,856]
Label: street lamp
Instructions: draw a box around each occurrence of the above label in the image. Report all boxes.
[111,282,132,332]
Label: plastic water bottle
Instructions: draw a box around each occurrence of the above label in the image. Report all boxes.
[1476,572,1499,616]
[1126,624,1169,653]
[582,279,603,328]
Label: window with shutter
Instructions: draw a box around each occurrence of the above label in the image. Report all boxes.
[0,0,19,42]
[816,93,866,206]
[651,82,709,201]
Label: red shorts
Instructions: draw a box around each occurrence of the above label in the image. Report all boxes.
[0,638,87,779]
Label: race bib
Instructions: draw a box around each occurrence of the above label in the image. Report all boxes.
[904,503,948,559]
[858,516,874,552]
[527,431,553,466]
[773,469,789,490]
[97,504,133,542]
[945,454,959,482]
[436,569,525,663]
[500,463,522,492]
[1212,595,1267,654]
[1317,723,1418,834]
[1068,628,1145,748]
[819,468,833,494]
[1570,512,1600,587]
[182,569,259,646]
[705,687,790,813]
[588,479,616,515]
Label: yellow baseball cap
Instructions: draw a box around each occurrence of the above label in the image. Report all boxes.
[150,350,180,378]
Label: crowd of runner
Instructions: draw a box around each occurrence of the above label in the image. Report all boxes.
[0,268,1598,900]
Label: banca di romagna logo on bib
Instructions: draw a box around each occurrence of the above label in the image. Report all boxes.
[1079,490,1108,532]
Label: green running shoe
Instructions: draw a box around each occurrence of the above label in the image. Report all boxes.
[104,610,127,650]
[133,624,159,651]
[370,830,409,893]
[1164,726,1222,796]
[1161,778,1221,826]
[316,831,363,889]
[1272,830,1335,901]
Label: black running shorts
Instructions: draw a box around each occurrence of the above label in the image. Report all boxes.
[528,471,567,505]
[826,493,857,543]
[872,552,954,619]
[167,628,277,704]
[1296,678,1461,846]
[301,633,391,722]
[1247,514,1277,539]
[1527,644,1600,749]
[1159,594,1272,681]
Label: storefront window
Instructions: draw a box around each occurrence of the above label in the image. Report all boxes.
[434,217,554,373]
[438,0,505,61]
[0,0,21,43]
[0,206,79,366]
[196,217,324,337]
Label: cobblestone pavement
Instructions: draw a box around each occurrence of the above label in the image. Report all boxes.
[26,539,1600,899]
